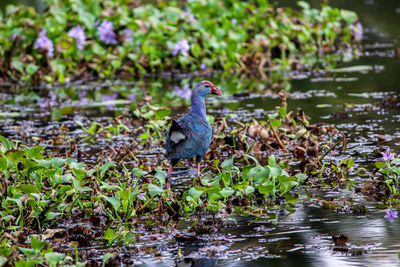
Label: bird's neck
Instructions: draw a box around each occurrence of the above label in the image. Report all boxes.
[190,94,207,120]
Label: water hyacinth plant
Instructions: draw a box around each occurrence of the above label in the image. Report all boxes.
[98,19,117,45]
[374,147,400,196]
[382,147,395,161]
[172,39,190,57]
[34,29,54,57]
[67,25,86,50]
[384,209,398,223]
[174,84,192,100]
[0,0,360,84]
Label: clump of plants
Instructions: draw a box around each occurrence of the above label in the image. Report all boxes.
[0,0,360,84]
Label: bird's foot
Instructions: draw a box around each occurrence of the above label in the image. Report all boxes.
[195,176,204,187]
[165,176,171,189]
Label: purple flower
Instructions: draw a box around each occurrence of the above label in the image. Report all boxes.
[123,28,134,42]
[128,93,137,101]
[200,63,207,70]
[38,98,50,108]
[102,92,118,108]
[231,18,237,25]
[11,33,17,41]
[349,22,363,41]
[182,11,196,24]
[384,209,398,223]
[174,84,191,100]
[79,91,89,106]
[38,90,57,108]
[98,20,117,45]
[34,29,54,58]
[68,25,86,50]
[172,39,190,57]
[382,148,395,162]
[102,92,118,102]
[137,192,146,201]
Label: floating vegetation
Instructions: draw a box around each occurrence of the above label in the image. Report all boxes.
[0,0,360,84]
[0,94,351,265]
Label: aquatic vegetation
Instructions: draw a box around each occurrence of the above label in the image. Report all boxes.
[172,39,191,57]
[0,0,359,84]
[382,147,395,162]
[33,29,54,58]
[384,208,398,223]
[374,148,400,195]
[97,19,118,45]
[67,25,86,50]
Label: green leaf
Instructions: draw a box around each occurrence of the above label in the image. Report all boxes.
[132,168,145,177]
[19,247,36,258]
[21,184,38,194]
[12,58,24,73]
[268,166,282,178]
[103,228,115,241]
[341,9,358,24]
[51,157,66,168]
[31,237,46,250]
[295,173,308,183]
[220,187,234,198]
[46,212,61,221]
[297,1,310,10]
[154,168,166,184]
[102,253,115,267]
[222,172,231,187]
[148,184,163,197]
[104,196,121,211]
[257,181,274,195]
[278,106,287,118]
[5,150,24,162]
[375,161,385,169]
[100,162,116,178]
[78,10,95,30]
[221,155,235,170]
[347,157,355,168]
[154,108,171,120]
[188,187,203,200]
[268,155,276,167]
[0,156,7,171]
[26,64,39,75]
[45,252,65,266]
[244,185,255,194]
[270,119,282,128]
[27,146,44,160]
[0,136,14,150]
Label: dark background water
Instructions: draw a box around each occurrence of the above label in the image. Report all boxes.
[1,0,400,266]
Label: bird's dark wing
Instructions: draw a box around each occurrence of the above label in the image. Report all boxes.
[169,120,187,144]
[166,120,188,158]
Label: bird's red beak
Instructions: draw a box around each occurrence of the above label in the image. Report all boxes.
[210,86,222,96]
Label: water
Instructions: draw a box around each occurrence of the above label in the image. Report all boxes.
[1,0,400,266]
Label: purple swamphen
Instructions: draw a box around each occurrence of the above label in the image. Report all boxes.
[165,81,222,189]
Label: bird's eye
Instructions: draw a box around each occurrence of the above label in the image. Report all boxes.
[205,85,210,88]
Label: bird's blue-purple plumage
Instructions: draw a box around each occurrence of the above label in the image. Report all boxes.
[166,82,213,161]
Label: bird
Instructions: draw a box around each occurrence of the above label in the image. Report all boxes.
[165,80,222,189]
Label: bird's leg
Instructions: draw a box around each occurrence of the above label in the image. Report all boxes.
[166,165,173,189]
[195,156,204,187]
[166,159,178,189]
[196,162,200,178]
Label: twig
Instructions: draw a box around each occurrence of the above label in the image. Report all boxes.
[233,120,245,127]
[268,120,287,151]
[318,137,344,162]
[136,196,155,215]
